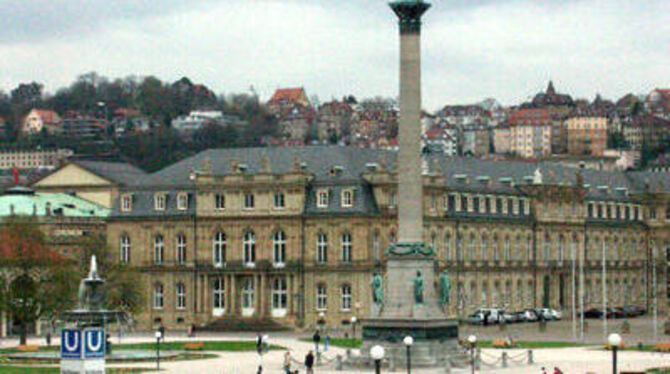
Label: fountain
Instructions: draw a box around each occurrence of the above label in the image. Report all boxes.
[60,255,127,327]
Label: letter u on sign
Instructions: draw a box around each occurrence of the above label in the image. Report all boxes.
[84,329,105,359]
[61,329,82,359]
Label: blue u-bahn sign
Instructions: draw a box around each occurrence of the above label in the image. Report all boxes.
[83,328,105,359]
[61,329,82,359]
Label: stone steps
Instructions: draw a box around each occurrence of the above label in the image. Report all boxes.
[200,317,291,332]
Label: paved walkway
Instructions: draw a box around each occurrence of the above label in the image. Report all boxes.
[2,330,670,373]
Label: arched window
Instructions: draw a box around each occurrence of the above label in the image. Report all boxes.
[120,235,130,264]
[492,235,499,261]
[272,278,288,310]
[340,284,352,311]
[212,277,225,310]
[316,284,327,310]
[317,233,328,264]
[153,235,164,265]
[213,231,226,266]
[243,231,255,264]
[176,282,186,310]
[341,232,352,263]
[480,234,487,261]
[153,284,164,309]
[273,231,286,265]
[515,235,522,260]
[558,235,564,261]
[468,234,475,261]
[176,234,187,264]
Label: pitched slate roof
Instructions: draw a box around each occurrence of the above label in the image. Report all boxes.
[75,161,147,186]
[111,146,669,217]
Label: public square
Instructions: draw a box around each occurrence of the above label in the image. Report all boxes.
[2,318,670,374]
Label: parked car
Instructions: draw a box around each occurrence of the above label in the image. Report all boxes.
[536,308,557,321]
[621,305,646,317]
[608,308,624,319]
[473,308,505,324]
[522,309,539,322]
[582,308,603,319]
[463,312,485,325]
[503,311,521,323]
[551,309,563,320]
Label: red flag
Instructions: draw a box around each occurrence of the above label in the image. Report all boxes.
[12,167,18,185]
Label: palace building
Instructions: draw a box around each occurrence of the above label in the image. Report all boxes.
[98,146,670,331]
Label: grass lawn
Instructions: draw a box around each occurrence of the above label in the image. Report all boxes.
[647,368,670,374]
[0,367,152,373]
[299,338,361,349]
[0,340,283,354]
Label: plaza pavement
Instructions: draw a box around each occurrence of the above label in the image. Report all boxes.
[2,317,670,373]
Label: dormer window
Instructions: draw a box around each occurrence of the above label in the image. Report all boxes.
[121,194,132,212]
[341,189,353,208]
[317,189,329,208]
[177,192,188,211]
[154,193,166,211]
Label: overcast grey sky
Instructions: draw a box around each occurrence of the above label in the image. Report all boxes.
[0,0,668,110]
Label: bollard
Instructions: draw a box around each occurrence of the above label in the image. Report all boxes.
[527,349,534,365]
[502,351,508,368]
[336,354,343,371]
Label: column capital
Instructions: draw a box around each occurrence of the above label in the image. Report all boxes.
[390,1,431,34]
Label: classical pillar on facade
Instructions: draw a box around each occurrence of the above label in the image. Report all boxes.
[254,274,260,317]
[229,274,237,316]
[260,273,267,318]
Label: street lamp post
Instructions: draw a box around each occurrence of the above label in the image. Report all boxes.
[370,345,385,374]
[403,336,413,374]
[468,335,477,374]
[155,330,162,371]
[608,333,622,374]
[350,316,357,341]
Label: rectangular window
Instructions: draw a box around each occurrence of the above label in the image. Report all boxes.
[317,233,328,264]
[342,189,353,208]
[597,204,603,218]
[212,277,225,310]
[341,285,352,311]
[176,283,186,310]
[430,194,437,211]
[154,285,164,309]
[154,194,166,211]
[625,205,630,220]
[121,194,132,212]
[177,193,188,211]
[341,233,352,263]
[650,208,657,220]
[634,206,639,220]
[496,197,503,214]
[616,205,621,220]
[274,191,285,209]
[448,194,456,211]
[317,189,329,208]
[473,196,480,213]
[460,195,467,212]
[507,198,514,215]
[588,203,593,218]
[484,196,491,213]
[518,199,524,215]
[244,192,255,209]
[215,194,225,210]
[316,285,327,310]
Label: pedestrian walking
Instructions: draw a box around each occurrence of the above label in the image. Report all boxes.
[45,331,51,347]
[312,330,321,352]
[283,350,292,374]
[305,350,315,374]
[323,334,330,352]
[541,367,547,374]
[553,367,563,374]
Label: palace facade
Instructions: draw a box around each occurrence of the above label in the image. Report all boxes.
[104,147,669,331]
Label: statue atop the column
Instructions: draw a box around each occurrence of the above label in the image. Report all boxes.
[413,270,424,304]
[438,270,451,307]
[371,272,383,306]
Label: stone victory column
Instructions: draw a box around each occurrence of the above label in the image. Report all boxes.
[360,0,459,368]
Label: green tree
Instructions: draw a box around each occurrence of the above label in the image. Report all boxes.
[0,219,78,345]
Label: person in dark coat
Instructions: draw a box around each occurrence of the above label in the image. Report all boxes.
[312,330,321,352]
[305,350,315,374]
